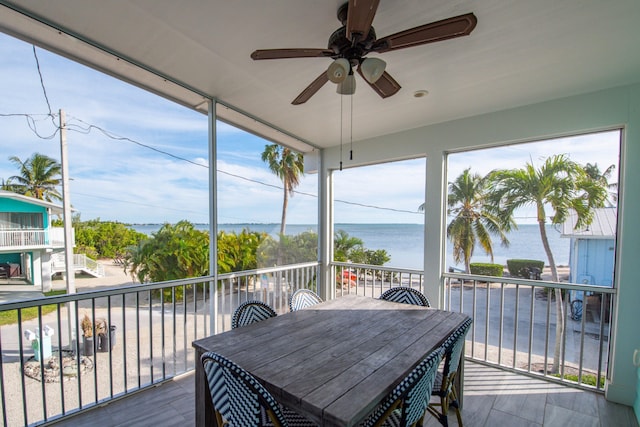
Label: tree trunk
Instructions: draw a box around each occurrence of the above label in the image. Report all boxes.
[276,182,289,265]
[538,218,564,373]
[280,182,289,235]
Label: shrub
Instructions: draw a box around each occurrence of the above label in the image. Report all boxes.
[469,263,504,277]
[506,259,544,278]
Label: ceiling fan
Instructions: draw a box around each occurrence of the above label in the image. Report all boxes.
[250,0,477,105]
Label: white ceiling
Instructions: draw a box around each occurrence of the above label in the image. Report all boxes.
[1,0,639,152]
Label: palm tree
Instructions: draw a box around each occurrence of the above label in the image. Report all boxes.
[488,154,608,373]
[0,178,13,191]
[261,144,304,235]
[6,153,62,202]
[446,169,512,273]
[333,230,364,262]
[584,163,617,206]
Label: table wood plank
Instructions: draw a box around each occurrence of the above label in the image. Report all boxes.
[193,294,471,427]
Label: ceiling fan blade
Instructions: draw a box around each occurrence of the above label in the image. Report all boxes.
[251,48,334,60]
[292,72,330,105]
[357,68,401,98]
[346,0,380,41]
[374,13,477,53]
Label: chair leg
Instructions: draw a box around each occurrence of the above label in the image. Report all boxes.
[427,400,449,427]
[448,387,463,427]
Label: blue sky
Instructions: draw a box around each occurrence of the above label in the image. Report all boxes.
[0,32,620,226]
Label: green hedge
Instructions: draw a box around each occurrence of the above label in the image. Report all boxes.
[506,259,545,278]
[469,263,504,277]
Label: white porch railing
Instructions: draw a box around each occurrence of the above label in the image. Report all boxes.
[51,254,105,278]
[443,272,614,392]
[0,227,68,249]
[331,261,424,298]
[0,262,615,426]
[0,262,318,426]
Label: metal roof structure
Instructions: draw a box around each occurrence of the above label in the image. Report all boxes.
[561,207,617,239]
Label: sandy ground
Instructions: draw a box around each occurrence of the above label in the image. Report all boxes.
[0,260,135,304]
[53,260,136,291]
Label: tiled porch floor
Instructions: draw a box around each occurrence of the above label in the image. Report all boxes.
[50,362,638,427]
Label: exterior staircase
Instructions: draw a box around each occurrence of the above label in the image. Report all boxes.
[51,253,105,278]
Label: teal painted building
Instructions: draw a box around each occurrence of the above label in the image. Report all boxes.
[562,207,617,308]
[0,190,66,290]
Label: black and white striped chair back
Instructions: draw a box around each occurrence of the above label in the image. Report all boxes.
[379,287,431,307]
[232,300,277,329]
[361,347,444,427]
[201,352,288,426]
[289,289,323,312]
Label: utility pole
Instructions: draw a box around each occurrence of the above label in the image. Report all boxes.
[59,109,77,350]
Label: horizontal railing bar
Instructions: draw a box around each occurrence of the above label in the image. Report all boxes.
[217,261,319,280]
[1,261,321,311]
[332,261,422,275]
[443,272,616,294]
[0,277,214,311]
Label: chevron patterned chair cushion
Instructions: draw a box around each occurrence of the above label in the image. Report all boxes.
[379,287,431,307]
[427,317,473,427]
[361,347,444,427]
[232,300,277,329]
[201,352,317,427]
[289,289,323,312]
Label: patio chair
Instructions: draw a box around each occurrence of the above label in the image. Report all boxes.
[289,289,323,312]
[201,351,317,427]
[232,300,278,329]
[361,347,444,427]
[427,317,473,427]
[379,287,431,307]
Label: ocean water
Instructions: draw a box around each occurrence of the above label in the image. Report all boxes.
[132,223,569,271]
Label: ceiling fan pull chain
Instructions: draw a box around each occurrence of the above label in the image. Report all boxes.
[350,94,354,161]
[340,92,344,171]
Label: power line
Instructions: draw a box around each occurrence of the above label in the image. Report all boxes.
[72,191,205,215]
[6,47,423,217]
[64,116,421,215]
[31,46,57,130]
[2,110,422,216]
[0,113,59,140]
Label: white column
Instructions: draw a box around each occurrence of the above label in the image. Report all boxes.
[422,152,447,308]
[317,149,334,301]
[207,99,219,335]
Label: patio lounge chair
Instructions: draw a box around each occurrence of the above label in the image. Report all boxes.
[231,300,277,329]
[289,289,323,312]
[427,317,473,427]
[201,351,317,426]
[379,287,431,307]
[361,347,444,427]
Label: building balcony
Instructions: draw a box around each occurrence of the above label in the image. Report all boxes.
[0,227,70,251]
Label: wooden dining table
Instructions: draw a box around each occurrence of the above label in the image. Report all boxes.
[193,294,471,427]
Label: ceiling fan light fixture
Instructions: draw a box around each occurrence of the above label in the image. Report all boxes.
[336,74,356,95]
[360,57,386,83]
[327,58,351,83]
